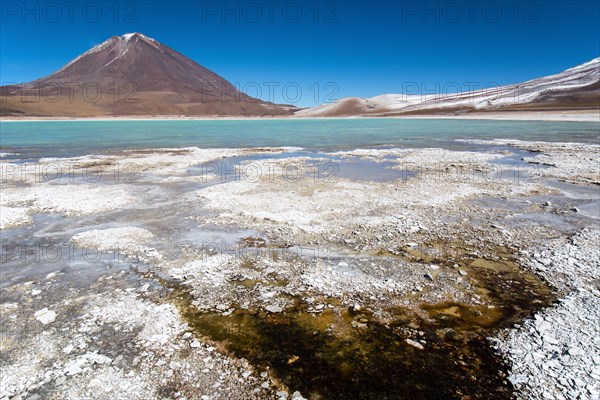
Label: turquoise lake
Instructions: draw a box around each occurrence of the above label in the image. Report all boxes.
[1,118,598,157]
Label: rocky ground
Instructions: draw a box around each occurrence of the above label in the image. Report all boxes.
[458,139,600,185]
[1,141,598,399]
[492,228,600,400]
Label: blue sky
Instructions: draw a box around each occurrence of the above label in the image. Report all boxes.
[1,0,599,106]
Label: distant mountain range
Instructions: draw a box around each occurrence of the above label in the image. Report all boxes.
[297,58,600,117]
[1,33,598,118]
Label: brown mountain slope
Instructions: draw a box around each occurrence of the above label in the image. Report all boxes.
[1,33,296,117]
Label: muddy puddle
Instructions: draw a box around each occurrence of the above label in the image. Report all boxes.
[169,243,555,400]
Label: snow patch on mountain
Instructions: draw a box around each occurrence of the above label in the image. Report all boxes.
[298,58,600,117]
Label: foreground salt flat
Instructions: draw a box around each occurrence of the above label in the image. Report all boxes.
[0,141,598,399]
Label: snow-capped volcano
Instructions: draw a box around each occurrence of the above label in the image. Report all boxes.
[297,58,600,117]
[1,33,295,117]
[37,32,236,94]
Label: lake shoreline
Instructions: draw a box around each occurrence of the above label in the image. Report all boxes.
[2,110,599,123]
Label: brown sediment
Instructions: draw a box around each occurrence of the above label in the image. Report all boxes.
[168,241,556,400]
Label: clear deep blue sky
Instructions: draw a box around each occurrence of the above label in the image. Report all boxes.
[1,0,599,106]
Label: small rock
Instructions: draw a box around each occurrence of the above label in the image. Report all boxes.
[459,270,468,276]
[543,334,559,345]
[568,347,583,356]
[65,361,84,376]
[292,392,308,400]
[536,320,552,333]
[276,391,289,399]
[508,374,528,385]
[265,305,283,313]
[34,308,56,325]
[190,339,201,348]
[406,338,424,350]
[86,352,112,365]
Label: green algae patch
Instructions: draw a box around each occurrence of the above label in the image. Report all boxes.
[168,244,555,400]
[170,296,511,399]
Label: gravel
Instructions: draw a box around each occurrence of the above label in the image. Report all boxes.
[492,228,600,400]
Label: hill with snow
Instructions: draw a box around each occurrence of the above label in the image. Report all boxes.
[297,58,600,117]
